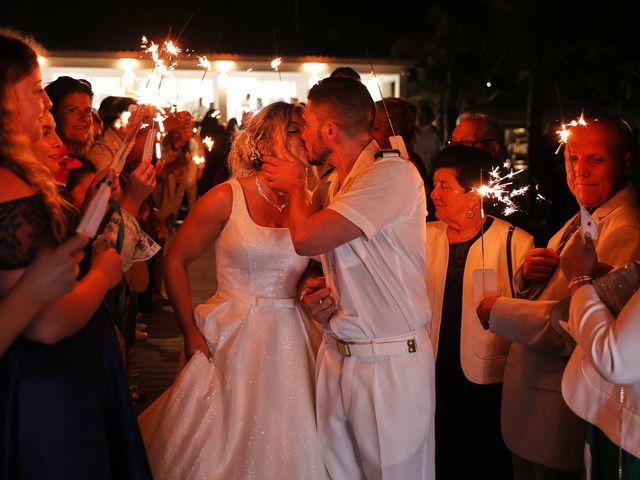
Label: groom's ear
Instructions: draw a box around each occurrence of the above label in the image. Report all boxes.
[324,119,338,141]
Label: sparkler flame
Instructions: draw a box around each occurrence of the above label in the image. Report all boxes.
[473,166,529,216]
[555,112,588,153]
[197,56,212,71]
[202,136,215,151]
[271,57,282,71]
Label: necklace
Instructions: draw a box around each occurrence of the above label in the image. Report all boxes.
[255,175,289,212]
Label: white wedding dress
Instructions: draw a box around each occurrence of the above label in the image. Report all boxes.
[139,179,326,479]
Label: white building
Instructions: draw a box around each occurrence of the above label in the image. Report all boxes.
[40,51,411,123]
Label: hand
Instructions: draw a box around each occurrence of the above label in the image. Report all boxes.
[91,248,123,290]
[560,233,598,280]
[299,276,337,324]
[522,248,560,283]
[184,329,212,360]
[262,145,307,195]
[476,295,499,330]
[22,234,88,302]
[121,158,156,213]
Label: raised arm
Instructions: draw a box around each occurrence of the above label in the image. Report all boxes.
[163,182,232,360]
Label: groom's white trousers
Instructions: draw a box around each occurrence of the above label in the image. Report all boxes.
[315,327,435,480]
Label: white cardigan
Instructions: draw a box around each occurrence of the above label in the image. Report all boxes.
[561,284,640,458]
[426,217,534,384]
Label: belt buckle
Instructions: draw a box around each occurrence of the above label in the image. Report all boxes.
[407,339,417,353]
[336,339,352,357]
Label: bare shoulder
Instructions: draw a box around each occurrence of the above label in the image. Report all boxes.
[187,181,233,222]
[0,168,36,203]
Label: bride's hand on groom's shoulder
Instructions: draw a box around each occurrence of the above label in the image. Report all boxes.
[184,329,213,360]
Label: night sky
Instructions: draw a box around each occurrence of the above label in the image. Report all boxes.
[1,0,430,57]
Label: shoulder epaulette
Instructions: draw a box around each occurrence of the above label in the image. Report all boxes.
[373,149,401,159]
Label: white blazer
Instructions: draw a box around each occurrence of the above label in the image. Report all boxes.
[426,217,534,384]
[562,285,640,459]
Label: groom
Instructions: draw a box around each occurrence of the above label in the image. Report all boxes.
[263,77,435,479]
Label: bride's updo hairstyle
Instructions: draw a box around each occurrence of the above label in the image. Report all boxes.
[228,101,303,178]
[0,29,71,242]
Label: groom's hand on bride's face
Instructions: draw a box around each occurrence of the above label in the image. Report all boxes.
[262,151,306,194]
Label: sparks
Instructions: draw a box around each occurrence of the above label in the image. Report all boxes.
[193,154,205,166]
[555,112,588,154]
[473,166,528,216]
[271,57,282,71]
[197,55,212,71]
[202,136,215,151]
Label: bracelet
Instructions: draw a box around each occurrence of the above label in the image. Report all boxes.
[567,275,593,290]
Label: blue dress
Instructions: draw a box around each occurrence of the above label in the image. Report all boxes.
[0,195,151,480]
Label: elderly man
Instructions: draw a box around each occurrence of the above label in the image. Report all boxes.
[477,115,640,479]
[450,112,505,163]
[263,77,435,479]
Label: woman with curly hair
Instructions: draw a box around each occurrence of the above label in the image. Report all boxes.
[139,101,326,479]
[0,29,151,479]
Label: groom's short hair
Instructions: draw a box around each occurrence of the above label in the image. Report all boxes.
[307,77,375,136]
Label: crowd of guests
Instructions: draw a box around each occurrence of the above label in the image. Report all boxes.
[1,27,640,480]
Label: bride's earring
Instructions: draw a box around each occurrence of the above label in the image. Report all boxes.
[250,147,263,169]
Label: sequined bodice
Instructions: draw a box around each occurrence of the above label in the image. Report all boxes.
[214,179,308,298]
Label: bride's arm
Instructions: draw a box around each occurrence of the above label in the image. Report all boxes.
[164,182,232,360]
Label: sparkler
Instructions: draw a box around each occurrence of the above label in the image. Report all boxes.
[202,136,215,152]
[555,112,587,154]
[474,166,529,216]
[271,56,283,82]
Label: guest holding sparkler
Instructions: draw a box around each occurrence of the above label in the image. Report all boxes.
[559,232,640,479]
[477,115,640,479]
[0,29,151,479]
[426,145,534,479]
[45,75,95,157]
[138,102,325,480]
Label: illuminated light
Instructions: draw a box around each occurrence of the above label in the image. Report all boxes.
[155,142,162,159]
[192,128,197,133]
[486,81,492,88]
[119,58,138,70]
[308,74,320,89]
[37,56,47,66]
[217,72,230,87]
[246,68,253,72]
[214,60,235,73]
[193,154,205,166]
[122,70,137,86]
[302,62,327,75]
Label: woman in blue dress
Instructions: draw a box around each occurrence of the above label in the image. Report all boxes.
[0,29,151,480]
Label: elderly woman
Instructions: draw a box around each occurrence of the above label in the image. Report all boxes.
[560,233,640,479]
[45,75,95,156]
[426,145,534,479]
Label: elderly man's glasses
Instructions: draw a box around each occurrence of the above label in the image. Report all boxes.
[448,139,496,147]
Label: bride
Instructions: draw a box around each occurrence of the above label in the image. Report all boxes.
[138,102,326,479]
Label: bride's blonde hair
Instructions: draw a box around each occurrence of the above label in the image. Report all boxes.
[0,29,71,242]
[228,101,303,178]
